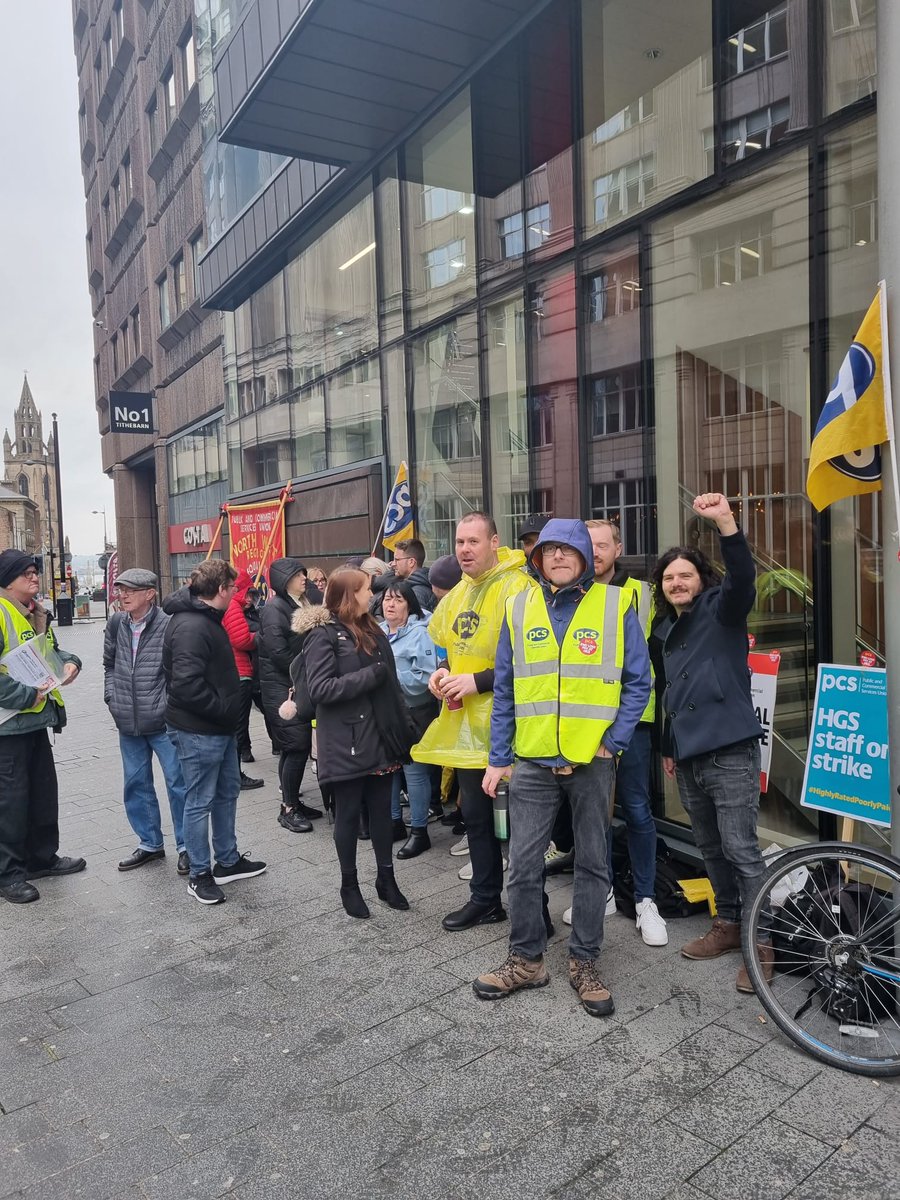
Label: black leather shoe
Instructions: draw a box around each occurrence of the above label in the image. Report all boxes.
[1,880,40,904]
[28,855,87,879]
[297,802,324,820]
[240,772,264,790]
[240,749,255,763]
[442,900,507,931]
[176,851,190,876]
[117,848,165,872]
[278,806,313,833]
[396,828,431,859]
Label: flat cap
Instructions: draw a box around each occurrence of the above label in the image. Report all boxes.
[115,567,158,589]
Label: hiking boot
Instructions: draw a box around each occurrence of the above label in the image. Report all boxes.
[568,957,615,1017]
[681,917,742,960]
[473,953,550,1000]
[544,842,575,875]
[635,898,668,947]
[736,942,775,994]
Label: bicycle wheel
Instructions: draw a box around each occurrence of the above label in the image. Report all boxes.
[742,841,900,1077]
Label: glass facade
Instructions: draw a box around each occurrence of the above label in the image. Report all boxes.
[211,0,880,846]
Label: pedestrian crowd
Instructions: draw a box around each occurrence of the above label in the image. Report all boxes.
[0,491,773,1015]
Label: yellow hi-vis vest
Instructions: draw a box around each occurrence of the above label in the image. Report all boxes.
[507,583,632,764]
[0,599,64,715]
[620,577,656,724]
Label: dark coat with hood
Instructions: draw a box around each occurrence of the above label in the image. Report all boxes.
[257,557,323,752]
[103,602,170,736]
[370,566,436,617]
[162,586,241,735]
[291,605,397,784]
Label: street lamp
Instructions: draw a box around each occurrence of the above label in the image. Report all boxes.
[92,507,108,618]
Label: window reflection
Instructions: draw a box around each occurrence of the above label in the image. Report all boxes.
[327,359,382,468]
[485,293,528,546]
[528,268,579,517]
[411,312,482,558]
[825,0,876,112]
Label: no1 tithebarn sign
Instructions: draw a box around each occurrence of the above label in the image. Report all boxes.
[109,391,154,434]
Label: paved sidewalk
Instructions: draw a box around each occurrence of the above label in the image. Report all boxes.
[1,623,897,1199]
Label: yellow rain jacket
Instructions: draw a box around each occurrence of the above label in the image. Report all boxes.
[411,546,533,769]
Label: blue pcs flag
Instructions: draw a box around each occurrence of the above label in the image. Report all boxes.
[382,462,415,551]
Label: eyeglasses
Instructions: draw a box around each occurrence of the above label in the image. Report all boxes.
[23,569,39,579]
[542,542,580,557]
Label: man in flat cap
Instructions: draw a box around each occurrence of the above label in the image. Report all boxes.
[103,567,188,874]
[0,549,85,904]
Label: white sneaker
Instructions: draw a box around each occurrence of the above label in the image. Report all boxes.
[562,905,572,926]
[606,887,617,918]
[450,834,469,857]
[458,855,507,881]
[635,897,668,947]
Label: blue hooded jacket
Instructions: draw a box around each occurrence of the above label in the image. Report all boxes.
[489,518,651,767]
[379,611,436,704]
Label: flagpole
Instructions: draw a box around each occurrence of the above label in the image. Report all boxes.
[371,461,406,557]
[252,484,291,587]
[876,6,900,860]
[203,509,227,562]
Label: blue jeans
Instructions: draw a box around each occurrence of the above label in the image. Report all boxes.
[675,738,769,932]
[608,725,657,900]
[391,761,432,828]
[119,731,187,853]
[167,729,240,878]
[508,757,615,961]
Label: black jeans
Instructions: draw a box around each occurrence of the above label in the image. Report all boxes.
[236,678,254,757]
[457,767,504,907]
[332,774,394,874]
[0,730,60,886]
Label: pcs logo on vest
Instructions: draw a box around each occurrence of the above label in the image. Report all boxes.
[572,627,599,656]
[526,627,550,643]
[20,629,36,642]
[452,611,480,639]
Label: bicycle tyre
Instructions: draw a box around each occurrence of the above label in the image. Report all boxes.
[742,841,900,1078]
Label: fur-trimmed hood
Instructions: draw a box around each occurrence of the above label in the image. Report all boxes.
[291,605,335,636]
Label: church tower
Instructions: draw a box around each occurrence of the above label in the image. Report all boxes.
[2,375,60,566]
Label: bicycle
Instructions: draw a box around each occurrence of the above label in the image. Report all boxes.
[742,841,900,1077]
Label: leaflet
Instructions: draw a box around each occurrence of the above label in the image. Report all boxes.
[0,637,64,722]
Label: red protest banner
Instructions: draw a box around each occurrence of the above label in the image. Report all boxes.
[227,495,288,591]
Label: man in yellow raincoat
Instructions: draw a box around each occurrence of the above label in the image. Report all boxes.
[412,512,533,930]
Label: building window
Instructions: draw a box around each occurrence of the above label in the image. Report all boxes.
[592,92,654,144]
[113,0,124,48]
[594,156,656,225]
[119,321,129,366]
[698,217,773,289]
[122,150,132,203]
[422,187,472,222]
[724,4,788,77]
[181,29,196,91]
[78,101,88,145]
[424,239,467,289]
[590,368,642,436]
[722,101,790,165]
[17,474,28,498]
[111,333,119,378]
[173,254,187,313]
[111,173,121,222]
[498,204,551,259]
[588,266,641,322]
[157,275,170,328]
[131,307,141,356]
[102,196,111,240]
[94,52,104,95]
[831,0,875,32]
[103,23,113,72]
[528,392,553,447]
[590,479,653,556]
[189,228,205,294]
[147,95,159,155]
[161,63,176,130]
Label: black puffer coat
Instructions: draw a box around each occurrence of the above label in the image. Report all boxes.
[162,587,241,735]
[292,606,397,784]
[257,557,323,753]
[103,605,170,736]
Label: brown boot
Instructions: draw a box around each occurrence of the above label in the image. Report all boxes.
[681,917,742,960]
[737,942,775,994]
[568,957,615,1018]
[472,952,549,1000]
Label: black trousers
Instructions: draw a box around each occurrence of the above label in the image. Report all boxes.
[332,774,394,875]
[0,730,60,886]
[457,767,504,907]
[236,678,254,756]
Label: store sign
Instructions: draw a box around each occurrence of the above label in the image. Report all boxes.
[801,663,891,827]
[109,391,154,434]
[228,499,286,589]
[168,518,223,555]
[749,650,780,794]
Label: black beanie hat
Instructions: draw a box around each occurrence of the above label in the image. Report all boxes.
[428,554,462,592]
[0,550,37,589]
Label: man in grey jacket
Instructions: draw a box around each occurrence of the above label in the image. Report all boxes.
[103,568,188,875]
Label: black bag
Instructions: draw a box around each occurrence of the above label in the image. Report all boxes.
[610,826,706,919]
[771,869,896,1024]
[370,667,418,762]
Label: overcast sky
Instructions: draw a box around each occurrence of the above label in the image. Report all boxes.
[0,2,115,557]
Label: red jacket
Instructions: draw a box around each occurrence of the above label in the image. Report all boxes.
[222,570,256,678]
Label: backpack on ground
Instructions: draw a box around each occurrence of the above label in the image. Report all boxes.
[610,825,707,919]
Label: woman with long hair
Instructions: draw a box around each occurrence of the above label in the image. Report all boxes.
[379,579,438,859]
[292,568,411,918]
